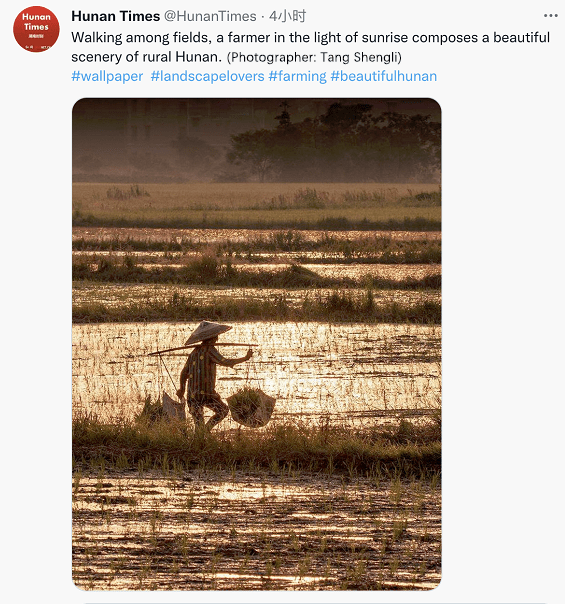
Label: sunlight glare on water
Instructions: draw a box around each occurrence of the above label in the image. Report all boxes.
[73,226,441,244]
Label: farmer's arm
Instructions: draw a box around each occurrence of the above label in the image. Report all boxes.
[211,347,253,368]
[177,360,189,398]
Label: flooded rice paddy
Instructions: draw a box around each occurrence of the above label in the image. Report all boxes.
[73,252,440,280]
[73,282,441,310]
[73,226,442,244]
[73,321,440,426]
[72,469,441,590]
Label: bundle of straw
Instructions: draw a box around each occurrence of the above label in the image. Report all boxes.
[227,387,276,428]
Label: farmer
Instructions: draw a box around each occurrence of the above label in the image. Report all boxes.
[176,321,253,431]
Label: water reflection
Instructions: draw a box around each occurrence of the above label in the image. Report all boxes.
[73,226,441,243]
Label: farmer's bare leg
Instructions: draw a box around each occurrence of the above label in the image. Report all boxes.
[188,399,205,430]
[204,394,229,431]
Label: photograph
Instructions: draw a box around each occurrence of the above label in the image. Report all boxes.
[71,97,442,590]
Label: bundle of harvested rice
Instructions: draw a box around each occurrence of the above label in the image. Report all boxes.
[227,387,276,427]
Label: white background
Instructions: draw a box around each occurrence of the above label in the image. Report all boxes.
[3,1,563,602]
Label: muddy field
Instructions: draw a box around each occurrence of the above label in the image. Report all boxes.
[72,469,441,591]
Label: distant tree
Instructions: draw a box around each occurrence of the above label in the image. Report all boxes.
[227,129,277,182]
[173,136,218,169]
[274,100,291,129]
[372,112,441,178]
[270,101,314,181]
[319,102,373,131]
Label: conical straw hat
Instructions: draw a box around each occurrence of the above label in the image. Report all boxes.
[185,321,232,345]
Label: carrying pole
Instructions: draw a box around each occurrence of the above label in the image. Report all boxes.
[148,343,259,356]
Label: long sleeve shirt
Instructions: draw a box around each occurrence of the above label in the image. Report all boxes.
[179,345,237,397]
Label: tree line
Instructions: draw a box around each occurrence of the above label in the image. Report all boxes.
[226,102,441,183]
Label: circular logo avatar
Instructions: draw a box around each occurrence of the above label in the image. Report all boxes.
[14,6,59,52]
